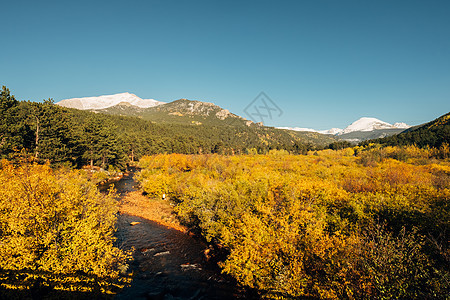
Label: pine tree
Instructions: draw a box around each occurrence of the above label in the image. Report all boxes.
[26,100,82,166]
[0,86,31,158]
[81,116,126,169]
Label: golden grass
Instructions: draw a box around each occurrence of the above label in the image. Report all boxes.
[119,191,186,232]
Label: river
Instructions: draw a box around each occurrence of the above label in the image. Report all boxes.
[102,168,257,300]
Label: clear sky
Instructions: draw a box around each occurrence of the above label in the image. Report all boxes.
[2,0,449,129]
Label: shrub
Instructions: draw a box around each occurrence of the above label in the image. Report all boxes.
[0,160,130,294]
[137,151,449,299]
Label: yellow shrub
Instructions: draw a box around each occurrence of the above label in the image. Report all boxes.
[0,161,130,293]
[136,150,449,299]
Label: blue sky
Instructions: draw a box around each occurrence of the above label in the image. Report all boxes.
[2,0,449,129]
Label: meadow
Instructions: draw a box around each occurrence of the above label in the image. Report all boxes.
[138,145,449,299]
[0,144,448,299]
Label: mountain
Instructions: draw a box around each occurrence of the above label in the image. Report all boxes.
[279,117,411,142]
[366,112,450,148]
[281,117,410,135]
[96,98,337,146]
[56,92,165,110]
[319,128,345,135]
[57,93,337,148]
[340,117,409,134]
[95,98,253,127]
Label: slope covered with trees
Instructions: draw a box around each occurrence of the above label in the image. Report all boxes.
[89,98,337,149]
[364,112,450,148]
[1,86,334,169]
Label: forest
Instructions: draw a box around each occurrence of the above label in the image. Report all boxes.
[137,146,449,299]
[0,86,322,172]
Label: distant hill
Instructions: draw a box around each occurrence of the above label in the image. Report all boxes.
[279,129,338,147]
[57,93,338,147]
[68,96,338,147]
[337,128,407,143]
[96,100,337,147]
[92,98,255,127]
[365,112,450,147]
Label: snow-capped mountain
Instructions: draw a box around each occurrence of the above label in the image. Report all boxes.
[318,128,345,135]
[393,122,410,129]
[56,92,165,110]
[279,117,411,136]
[340,117,409,134]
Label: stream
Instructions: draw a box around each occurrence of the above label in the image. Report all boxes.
[102,169,257,300]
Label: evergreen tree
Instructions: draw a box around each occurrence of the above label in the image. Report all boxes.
[81,116,126,169]
[27,100,82,165]
[0,86,31,158]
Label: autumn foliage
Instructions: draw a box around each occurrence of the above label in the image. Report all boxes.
[0,160,130,296]
[138,147,449,299]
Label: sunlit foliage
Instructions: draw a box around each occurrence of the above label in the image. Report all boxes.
[0,160,130,296]
[138,147,449,299]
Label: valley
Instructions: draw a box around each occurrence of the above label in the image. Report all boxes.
[3,1,449,298]
[1,86,449,299]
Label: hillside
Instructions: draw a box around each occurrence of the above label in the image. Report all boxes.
[105,113,337,156]
[92,99,252,127]
[1,86,338,170]
[365,112,450,147]
[57,94,248,127]
[91,98,337,147]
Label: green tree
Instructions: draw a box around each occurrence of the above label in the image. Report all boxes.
[27,100,82,166]
[0,86,31,157]
[82,116,126,169]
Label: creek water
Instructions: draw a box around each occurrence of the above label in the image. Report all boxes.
[102,169,256,300]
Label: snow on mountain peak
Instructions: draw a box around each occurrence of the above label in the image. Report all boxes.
[318,128,344,135]
[393,122,410,129]
[277,117,411,136]
[56,92,165,110]
[341,117,393,134]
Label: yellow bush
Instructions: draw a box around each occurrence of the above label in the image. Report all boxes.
[0,161,130,294]
[137,149,449,299]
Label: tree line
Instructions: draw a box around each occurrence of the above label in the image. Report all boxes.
[0,86,127,169]
[0,86,317,169]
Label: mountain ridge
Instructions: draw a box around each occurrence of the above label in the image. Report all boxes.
[84,98,257,128]
[56,93,414,143]
[278,117,412,143]
[56,93,337,147]
[279,117,411,136]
